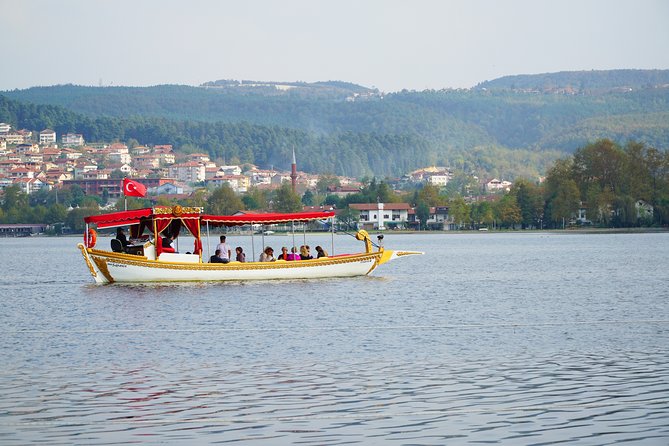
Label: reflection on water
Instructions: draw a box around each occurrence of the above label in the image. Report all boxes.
[1,233,668,444]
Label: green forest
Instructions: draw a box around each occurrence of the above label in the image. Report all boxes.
[3,69,669,179]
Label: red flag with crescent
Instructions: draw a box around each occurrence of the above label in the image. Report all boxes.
[122,178,147,197]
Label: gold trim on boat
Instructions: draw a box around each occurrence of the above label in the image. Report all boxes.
[77,243,97,279]
[89,252,382,272]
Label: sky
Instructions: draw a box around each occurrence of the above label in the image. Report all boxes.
[2,0,669,92]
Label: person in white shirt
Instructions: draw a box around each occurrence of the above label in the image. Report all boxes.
[215,235,231,263]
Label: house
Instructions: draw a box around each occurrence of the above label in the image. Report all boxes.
[133,153,161,170]
[148,182,184,195]
[0,123,11,135]
[408,206,452,230]
[39,129,57,145]
[485,178,513,192]
[13,177,47,194]
[327,185,361,197]
[348,203,412,230]
[62,133,85,147]
[206,174,250,193]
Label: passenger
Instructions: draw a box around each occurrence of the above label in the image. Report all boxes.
[259,246,275,262]
[277,246,289,260]
[235,246,246,262]
[215,235,232,263]
[116,227,129,249]
[210,249,226,263]
[300,245,313,260]
[286,246,301,261]
[161,233,176,253]
[315,245,328,258]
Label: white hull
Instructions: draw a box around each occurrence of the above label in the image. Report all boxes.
[78,244,417,284]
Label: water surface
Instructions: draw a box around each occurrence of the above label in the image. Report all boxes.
[1,232,668,444]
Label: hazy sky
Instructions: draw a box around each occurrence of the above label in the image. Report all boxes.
[3,0,668,92]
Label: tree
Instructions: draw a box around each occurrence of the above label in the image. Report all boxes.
[207,184,244,215]
[242,187,268,210]
[417,183,444,206]
[547,179,580,227]
[471,201,494,228]
[448,196,470,229]
[337,207,360,230]
[416,202,430,230]
[495,194,522,229]
[272,183,303,212]
[511,179,543,229]
[301,189,315,206]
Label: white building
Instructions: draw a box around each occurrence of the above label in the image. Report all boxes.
[39,129,57,145]
[206,174,250,193]
[485,178,513,192]
[349,203,413,230]
[62,133,85,147]
[168,162,206,183]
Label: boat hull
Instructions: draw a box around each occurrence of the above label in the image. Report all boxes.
[78,244,402,284]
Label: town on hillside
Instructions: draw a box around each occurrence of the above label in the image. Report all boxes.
[0,122,523,234]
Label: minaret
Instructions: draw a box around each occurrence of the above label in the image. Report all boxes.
[290,147,298,194]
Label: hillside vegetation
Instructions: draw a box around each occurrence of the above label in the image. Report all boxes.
[3,70,669,178]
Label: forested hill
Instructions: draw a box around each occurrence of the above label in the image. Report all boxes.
[2,70,669,178]
[475,69,669,93]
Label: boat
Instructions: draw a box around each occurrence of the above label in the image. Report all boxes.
[77,206,423,284]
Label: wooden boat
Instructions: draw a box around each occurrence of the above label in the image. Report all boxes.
[77,206,423,284]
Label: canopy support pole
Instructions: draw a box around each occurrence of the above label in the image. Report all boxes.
[331,216,335,255]
[251,224,255,262]
[206,221,210,259]
[291,221,295,250]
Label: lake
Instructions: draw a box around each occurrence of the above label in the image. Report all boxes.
[1,232,668,445]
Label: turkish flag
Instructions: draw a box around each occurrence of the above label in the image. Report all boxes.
[122,178,147,197]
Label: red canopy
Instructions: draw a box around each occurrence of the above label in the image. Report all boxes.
[84,208,334,229]
[84,208,152,229]
[201,211,335,227]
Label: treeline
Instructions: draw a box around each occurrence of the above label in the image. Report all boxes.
[3,139,667,231]
[399,139,669,229]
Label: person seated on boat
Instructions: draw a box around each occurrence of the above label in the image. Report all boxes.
[161,233,176,253]
[235,246,246,262]
[286,246,301,261]
[315,245,328,258]
[277,246,289,260]
[210,249,226,263]
[116,227,129,250]
[259,246,275,262]
[299,245,313,260]
[215,235,232,263]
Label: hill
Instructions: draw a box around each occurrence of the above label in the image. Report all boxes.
[475,69,669,94]
[2,70,669,178]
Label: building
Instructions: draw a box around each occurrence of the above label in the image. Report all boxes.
[62,133,85,147]
[485,178,513,192]
[168,162,206,183]
[349,203,413,230]
[206,174,250,193]
[39,129,57,145]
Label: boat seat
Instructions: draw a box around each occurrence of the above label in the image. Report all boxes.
[111,239,125,253]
